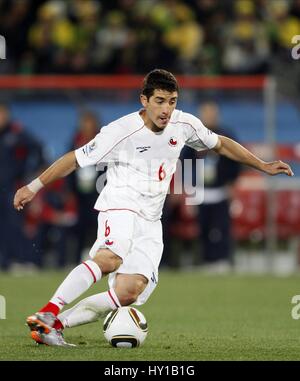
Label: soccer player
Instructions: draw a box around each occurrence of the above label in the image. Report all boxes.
[14,69,293,346]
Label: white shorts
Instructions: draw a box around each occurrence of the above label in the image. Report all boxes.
[89,210,163,305]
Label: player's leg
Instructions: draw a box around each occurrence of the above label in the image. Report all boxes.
[27,248,121,327]
[27,210,135,345]
[56,274,147,329]
[114,273,148,305]
[54,210,163,332]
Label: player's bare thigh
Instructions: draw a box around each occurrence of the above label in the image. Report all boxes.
[92,248,123,275]
[114,273,148,306]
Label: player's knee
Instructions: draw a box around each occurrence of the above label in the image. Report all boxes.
[118,292,138,306]
[92,249,122,275]
[117,279,148,306]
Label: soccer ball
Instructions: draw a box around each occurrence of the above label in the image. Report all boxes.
[103,307,148,348]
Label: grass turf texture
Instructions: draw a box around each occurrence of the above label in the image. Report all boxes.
[0,270,300,361]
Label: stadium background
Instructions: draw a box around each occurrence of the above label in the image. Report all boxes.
[1,0,300,361]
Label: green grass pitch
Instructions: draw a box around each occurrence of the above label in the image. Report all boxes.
[1,270,300,361]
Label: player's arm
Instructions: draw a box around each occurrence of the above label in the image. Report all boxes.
[213,135,294,177]
[14,151,78,211]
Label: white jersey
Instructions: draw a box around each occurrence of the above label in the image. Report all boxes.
[75,109,218,221]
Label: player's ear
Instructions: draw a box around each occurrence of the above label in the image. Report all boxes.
[140,94,148,108]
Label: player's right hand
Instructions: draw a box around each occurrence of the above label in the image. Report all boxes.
[13,186,35,211]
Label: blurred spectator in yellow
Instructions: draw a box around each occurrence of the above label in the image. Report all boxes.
[69,0,101,73]
[1,0,300,75]
[162,3,204,72]
[266,0,300,54]
[28,1,76,73]
[94,10,135,73]
[29,1,75,49]
[192,0,228,74]
[221,0,270,74]
[150,0,179,32]
[128,0,176,73]
[150,0,203,73]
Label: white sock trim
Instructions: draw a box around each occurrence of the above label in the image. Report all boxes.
[83,260,102,283]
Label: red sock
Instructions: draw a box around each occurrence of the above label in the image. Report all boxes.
[53,318,64,330]
[39,302,60,316]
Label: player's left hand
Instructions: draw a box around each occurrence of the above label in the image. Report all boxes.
[263,160,294,177]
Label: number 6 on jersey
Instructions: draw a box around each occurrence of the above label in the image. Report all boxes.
[158,163,166,181]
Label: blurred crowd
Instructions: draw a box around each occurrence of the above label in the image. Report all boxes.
[0,0,299,75]
[0,103,102,272]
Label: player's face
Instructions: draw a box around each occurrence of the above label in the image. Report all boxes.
[140,89,178,131]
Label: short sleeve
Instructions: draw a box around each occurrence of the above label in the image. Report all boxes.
[184,113,218,151]
[75,124,119,167]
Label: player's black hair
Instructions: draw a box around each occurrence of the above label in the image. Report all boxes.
[142,69,179,100]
